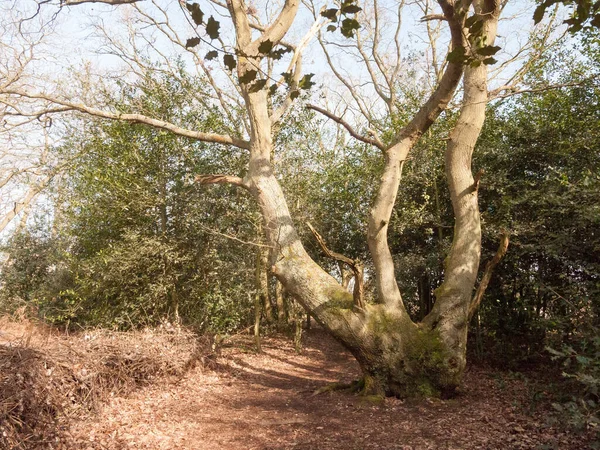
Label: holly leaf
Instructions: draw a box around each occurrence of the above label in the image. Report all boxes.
[185,37,201,49]
[281,71,293,86]
[533,4,547,24]
[298,73,315,90]
[477,45,501,56]
[341,4,361,15]
[321,8,339,21]
[239,69,258,84]
[248,79,267,93]
[258,40,274,55]
[447,46,467,63]
[205,50,218,60]
[465,15,479,28]
[206,16,220,40]
[340,18,360,38]
[270,47,292,60]
[223,54,236,71]
[186,2,204,26]
[470,21,484,36]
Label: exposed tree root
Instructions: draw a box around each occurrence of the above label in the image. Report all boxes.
[312,377,384,404]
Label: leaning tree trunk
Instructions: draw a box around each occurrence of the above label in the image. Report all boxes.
[213,0,500,398]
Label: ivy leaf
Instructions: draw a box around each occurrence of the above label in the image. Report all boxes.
[205,50,218,60]
[223,54,236,71]
[258,40,274,55]
[239,69,258,84]
[340,18,360,38]
[483,57,498,65]
[327,25,337,32]
[185,37,201,49]
[477,45,501,56]
[298,73,315,90]
[269,84,278,96]
[186,2,204,26]
[290,90,300,100]
[321,8,339,21]
[248,79,267,93]
[206,16,220,40]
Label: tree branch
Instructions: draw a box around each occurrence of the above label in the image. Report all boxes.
[62,0,142,5]
[307,222,365,309]
[4,90,250,150]
[195,174,250,190]
[306,104,385,150]
[469,231,510,320]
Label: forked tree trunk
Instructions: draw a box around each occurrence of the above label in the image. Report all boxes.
[223,0,499,398]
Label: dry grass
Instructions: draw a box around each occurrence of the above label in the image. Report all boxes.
[0,314,210,449]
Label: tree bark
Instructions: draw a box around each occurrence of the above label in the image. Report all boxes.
[225,0,501,398]
[423,0,501,386]
[209,0,499,397]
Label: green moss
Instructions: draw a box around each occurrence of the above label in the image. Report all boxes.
[415,378,440,398]
[366,308,405,335]
[407,329,446,369]
[322,287,354,311]
[398,329,454,398]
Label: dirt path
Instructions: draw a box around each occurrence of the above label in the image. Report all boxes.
[70,329,589,449]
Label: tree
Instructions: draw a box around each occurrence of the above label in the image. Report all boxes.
[472,35,600,362]
[3,0,524,397]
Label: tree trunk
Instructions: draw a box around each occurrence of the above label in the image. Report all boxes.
[423,0,500,385]
[256,240,274,323]
[274,278,287,325]
[221,0,499,398]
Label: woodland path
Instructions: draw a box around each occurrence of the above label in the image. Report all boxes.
[71,329,588,449]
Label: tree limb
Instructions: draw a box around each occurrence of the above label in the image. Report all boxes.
[307,222,365,309]
[62,0,142,5]
[4,90,250,150]
[469,231,510,320]
[194,174,250,190]
[306,104,385,150]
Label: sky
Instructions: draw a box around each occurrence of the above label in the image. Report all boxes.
[0,0,570,238]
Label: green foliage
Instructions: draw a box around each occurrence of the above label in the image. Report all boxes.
[548,337,600,430]
[320,0,362,37]
[0,69,259,333]
[0,229,80,325]
[534,0,600,33]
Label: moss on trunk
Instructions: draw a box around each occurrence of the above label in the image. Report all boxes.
[343,307,466,399]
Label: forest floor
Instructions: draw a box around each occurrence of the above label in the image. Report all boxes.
[1,318,597,449]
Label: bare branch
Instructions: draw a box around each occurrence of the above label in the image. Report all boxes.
[307,222,365,309]
[63,0,142,5]
[306,104,384,150]
[421,14,447,21]
[4,90,250,150]
[195,174,250,190]
[469,231,510,320]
